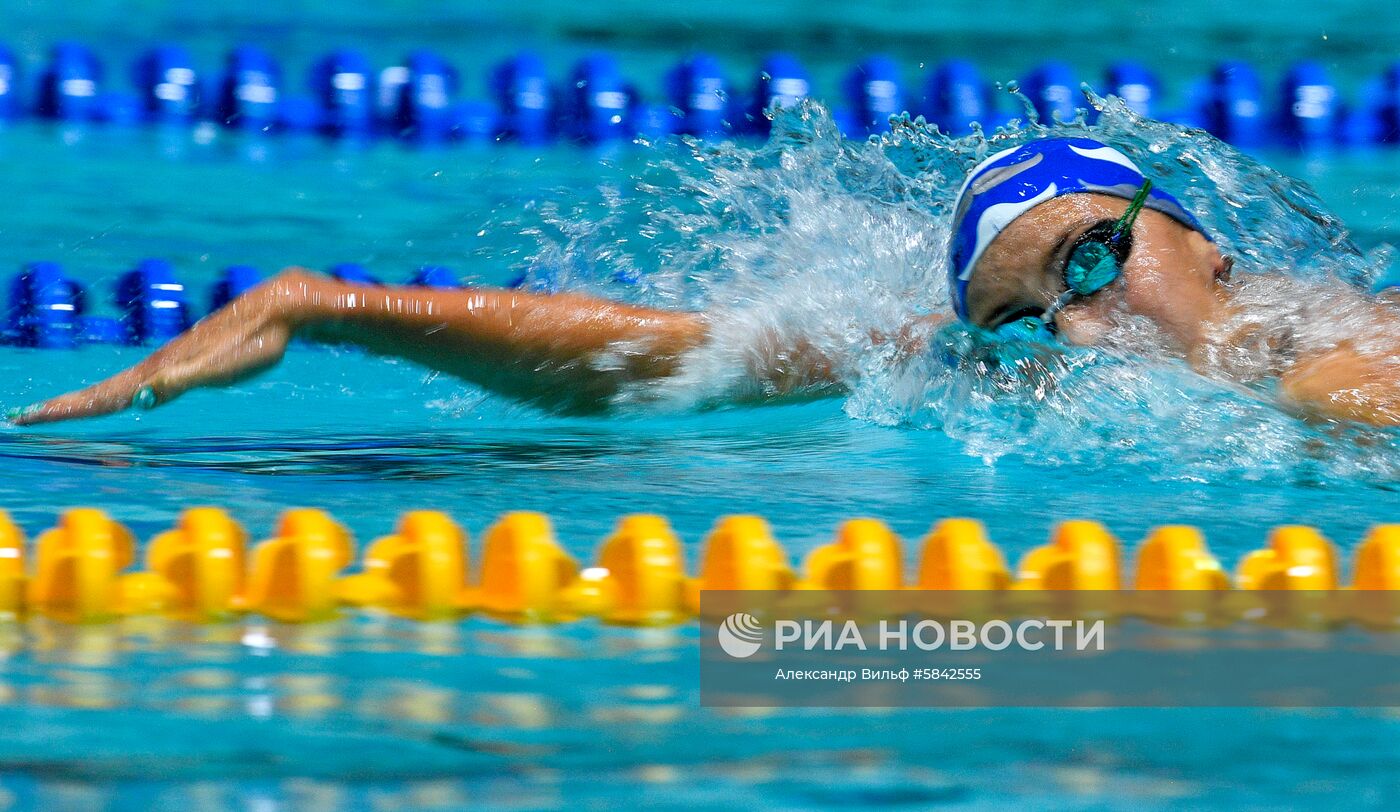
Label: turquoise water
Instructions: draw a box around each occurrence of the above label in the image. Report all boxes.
[3,1,1400,809]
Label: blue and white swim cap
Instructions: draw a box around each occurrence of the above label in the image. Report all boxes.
[947,137,1208,321]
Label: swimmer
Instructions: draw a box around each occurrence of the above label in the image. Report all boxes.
[11,136,1400,427]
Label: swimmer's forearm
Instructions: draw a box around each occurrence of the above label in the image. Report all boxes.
[299,276,704,366]
[291,273,710,409]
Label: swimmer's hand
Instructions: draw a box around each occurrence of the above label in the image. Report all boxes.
[11,270,307,425]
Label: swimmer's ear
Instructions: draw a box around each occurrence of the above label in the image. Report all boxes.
[1213,255,1234,286]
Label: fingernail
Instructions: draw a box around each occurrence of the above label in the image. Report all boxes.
[132,386,158,411]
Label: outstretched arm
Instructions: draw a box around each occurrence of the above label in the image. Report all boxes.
[11,268,717,425]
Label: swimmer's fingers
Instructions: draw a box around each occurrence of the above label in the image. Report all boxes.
[12,362,221,427]
[8,366,155,426]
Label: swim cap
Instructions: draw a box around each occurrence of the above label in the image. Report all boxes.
[947,137,1208,321]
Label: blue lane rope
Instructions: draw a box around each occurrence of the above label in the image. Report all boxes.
[0,260,636,348]
[1,42,1397,148]
[2,262,443,348]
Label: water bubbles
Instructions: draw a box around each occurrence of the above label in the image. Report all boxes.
[494,92,1400,487]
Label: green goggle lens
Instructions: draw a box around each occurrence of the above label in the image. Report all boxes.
[1065,240,1120,295]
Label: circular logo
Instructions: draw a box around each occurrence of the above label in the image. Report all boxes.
[717,612,764,658]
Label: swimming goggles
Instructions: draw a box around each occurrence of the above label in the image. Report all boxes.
[991,179,1153,343]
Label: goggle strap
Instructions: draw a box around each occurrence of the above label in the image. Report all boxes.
[1111,179,1153,243]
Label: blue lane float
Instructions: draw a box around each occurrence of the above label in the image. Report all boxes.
[1023,61,1078,125]
[408,265,459,288]
[36,42,102,122]
[4,261,479,349]
[1340,73,1387,147]
[924,59,993,134]
[666,54,729,138]
[1277,60,1338,150]
[0,46,19,121]
[1105,61,1159,118]
[491,52,554,145]
[842,55,903,137]
[6,262,78,349]
[209,265,263,312]
[311,49,374,138]
[4,265,119,347]
[133,44,200,124]
[746,53,811,136]
[1380,63,1400,144]
[1202,61,1266,149]
[564,53,635,144]
[391,50,458,143]
[329,263,382,286]
[116,259,192,345]
[216,46,281,132]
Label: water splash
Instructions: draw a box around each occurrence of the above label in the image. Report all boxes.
[499,91,1400,485]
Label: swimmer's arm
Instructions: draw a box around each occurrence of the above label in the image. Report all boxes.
[12,268,851,425]
[12,269,711,424]
[1280,342,1400,427]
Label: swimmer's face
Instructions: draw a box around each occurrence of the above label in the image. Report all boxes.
[963,193,1228,353]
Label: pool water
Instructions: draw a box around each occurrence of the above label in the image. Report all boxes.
[4,1,1400,809]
